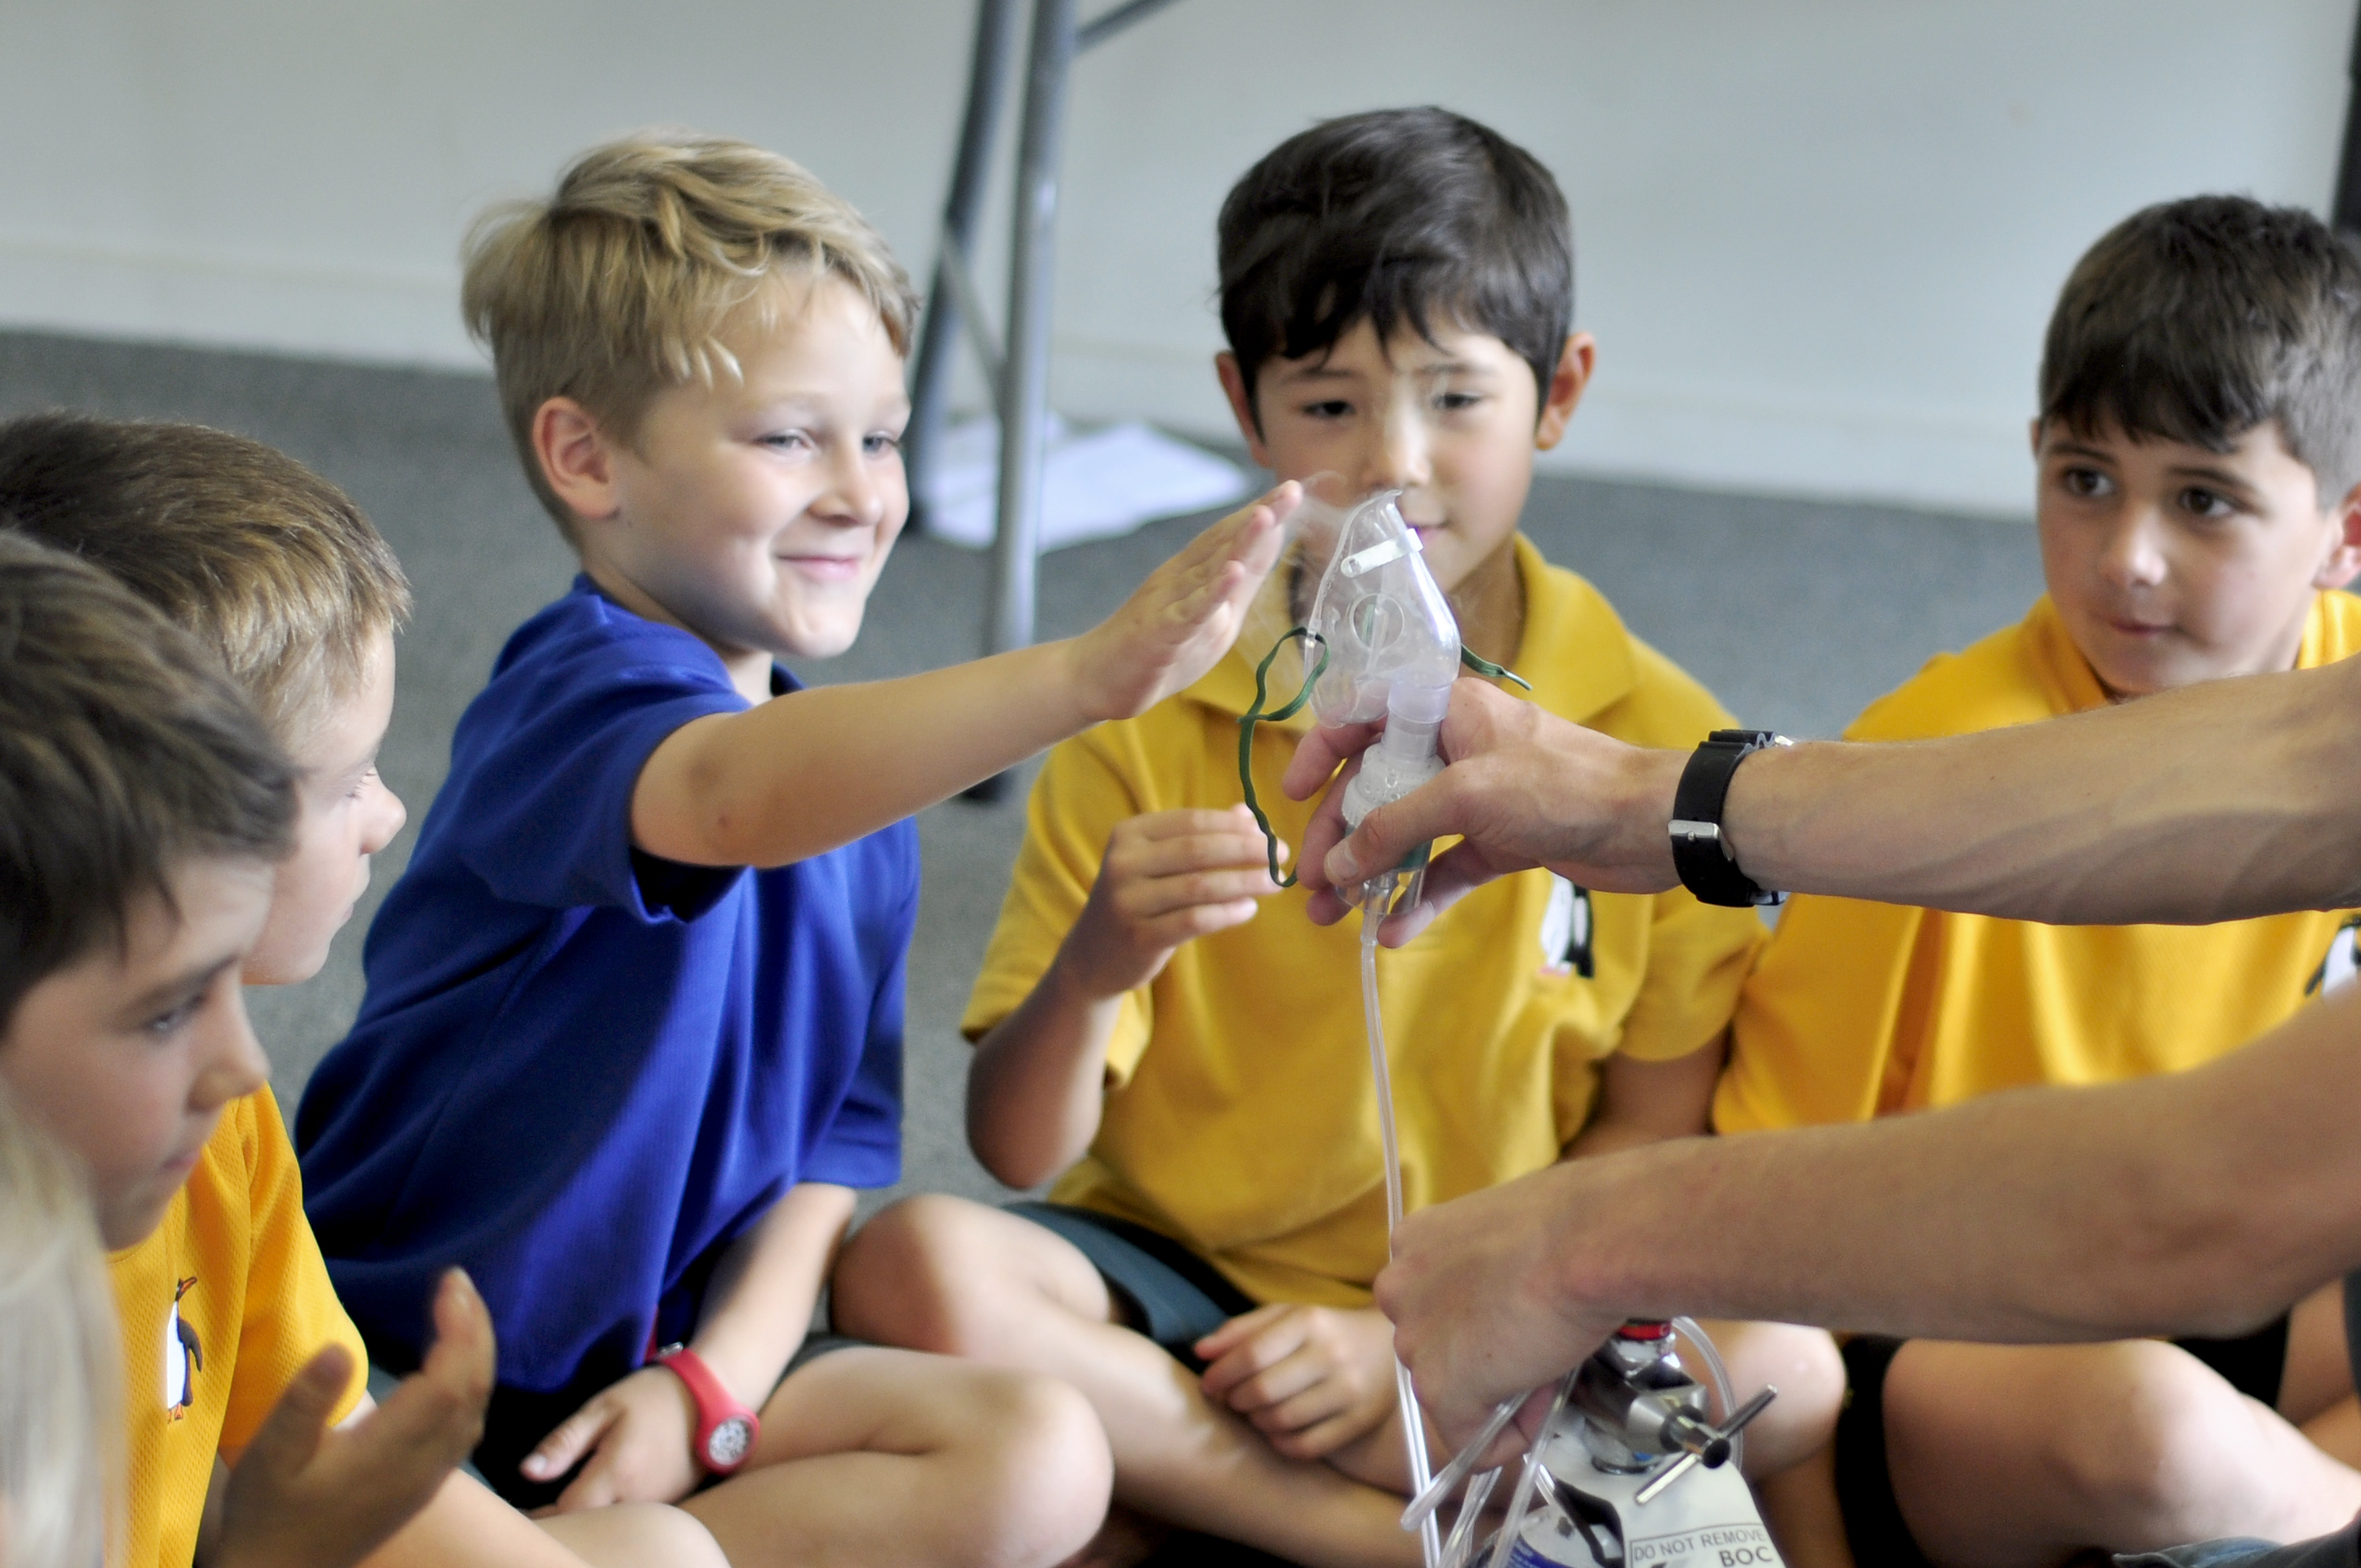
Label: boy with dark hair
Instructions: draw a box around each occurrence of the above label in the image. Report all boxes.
[0,532,495,1568]
[294,131,1290,1566]
[0,413,736,1566]
[832,106,1839,1565]
[1718,194,2361,1565]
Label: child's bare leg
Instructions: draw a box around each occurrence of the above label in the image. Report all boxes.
[1754,1445,1856,1568]
[1694,1321,1850,1567]
[833,1195,1422,1568]
[539,1502,732,1567]
[1882,1340,2361,1567]
[1694,1320,1845,1481]
[2284,1280,2360,1468]
[678,1345,1109,1568]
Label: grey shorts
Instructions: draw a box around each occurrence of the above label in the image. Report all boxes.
[1005,1201,1255,1371]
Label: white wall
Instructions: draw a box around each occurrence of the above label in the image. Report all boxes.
[1,0,2350,517]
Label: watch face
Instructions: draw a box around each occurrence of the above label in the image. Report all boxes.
[705,1415,754,1470]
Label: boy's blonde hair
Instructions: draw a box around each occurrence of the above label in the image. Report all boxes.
[0,1084,121,1568]
[0,415,412,748]
[462,133,918,538]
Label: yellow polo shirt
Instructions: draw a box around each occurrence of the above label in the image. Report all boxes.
[1716,592,2361,1134]
[965,535,1766,1307]
[109,1087,367,1568]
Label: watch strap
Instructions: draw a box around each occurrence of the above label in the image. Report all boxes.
[654,1343,761,1475]
[1669,729,1788,907]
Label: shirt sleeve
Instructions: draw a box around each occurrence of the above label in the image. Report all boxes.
[961,733,1155,1081]
[1714,893,1931,1132]
[443,624,749,918]
[1606,887,1766,1064]
[220,1090,368,1456]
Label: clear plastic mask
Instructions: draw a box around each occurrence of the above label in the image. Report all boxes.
[1300,488,1461,727]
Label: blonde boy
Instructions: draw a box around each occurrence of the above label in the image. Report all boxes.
[293,134,1287,1567]
[832,108,1839,1566]
[0,415,755,1566]
[1718,197,2361,1565]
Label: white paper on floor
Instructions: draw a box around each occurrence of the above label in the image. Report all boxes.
[920,415,1253,551]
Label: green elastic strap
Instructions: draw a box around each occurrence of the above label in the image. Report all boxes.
[1237,627,1329,887]
[1460,646,1532,690]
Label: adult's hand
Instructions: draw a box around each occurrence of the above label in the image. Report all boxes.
[1283,678,1686,942]
[1374,1161,1630,1449]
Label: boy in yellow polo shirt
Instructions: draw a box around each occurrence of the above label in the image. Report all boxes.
[1717,196,2361,1566]
[833,108,1841,1565]
[0,417,731,1568]
[0,535,499,1568]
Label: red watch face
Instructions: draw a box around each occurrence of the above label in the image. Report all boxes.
[705,1414,755,1471]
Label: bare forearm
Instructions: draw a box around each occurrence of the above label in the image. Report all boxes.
[1729,658,2361,923]
[636,640,1093,867]
[1557,990,2361,1342]
[966,961,1119,1189]
[693,1183,854,1405]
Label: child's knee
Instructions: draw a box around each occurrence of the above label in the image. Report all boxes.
[1887,1340,2237,1531]
[938,1366,1113,1568]
[832,1193,1012,1353]
[1701,1319,1843,1478]
[2047,1342,2252,1522]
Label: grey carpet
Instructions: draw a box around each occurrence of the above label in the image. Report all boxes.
[0,328,2045,1215]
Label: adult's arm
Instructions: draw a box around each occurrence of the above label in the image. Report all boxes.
[1287,657,2361,936]
[1377,982,2361,1443]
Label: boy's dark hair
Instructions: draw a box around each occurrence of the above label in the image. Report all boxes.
[0,533,296,1030]
[0,415,411,745]
[2041,195,2361,501]
[1217,107,1573,423]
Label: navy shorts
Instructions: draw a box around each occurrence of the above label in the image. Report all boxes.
[1006,1201,1255,1371]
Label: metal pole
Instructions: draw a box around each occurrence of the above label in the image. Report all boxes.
[987,0,1076,661]
[906,0,1020,530]
[2338,1,2361,232]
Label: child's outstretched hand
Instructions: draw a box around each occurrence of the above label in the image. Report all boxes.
[519,1363,705,1512]
[213,1269,493,1568]
[1196,1302,1400,1464]
[1056,806,1287,999]
[1066,484,1296,724]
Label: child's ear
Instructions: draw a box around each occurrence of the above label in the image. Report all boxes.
[2316,477,2361,590]
[1532,333,1596,453]
[532,398,622,526]
[1214,352,1274,471]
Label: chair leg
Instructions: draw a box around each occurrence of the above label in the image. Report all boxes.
[906,0,1021,534]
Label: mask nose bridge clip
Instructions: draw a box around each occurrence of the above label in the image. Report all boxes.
[1338,528,1422,578]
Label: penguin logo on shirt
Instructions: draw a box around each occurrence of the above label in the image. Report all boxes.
[1539,876,1595,979]
[163,1276,202,1418]
[2307,916,2361,998]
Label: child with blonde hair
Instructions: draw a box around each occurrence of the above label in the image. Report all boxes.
[296,133,1288,1566]
[0,1084,119,1568]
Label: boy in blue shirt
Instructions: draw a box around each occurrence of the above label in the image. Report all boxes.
[295,133,1289,1567]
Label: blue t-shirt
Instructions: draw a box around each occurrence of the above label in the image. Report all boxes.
[296,579,916,1395]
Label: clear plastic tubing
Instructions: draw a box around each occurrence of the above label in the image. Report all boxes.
[1362,899,1443,1568]
[1671,1314,1743,1472]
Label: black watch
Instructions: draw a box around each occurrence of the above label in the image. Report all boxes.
[1668,729,1791,907]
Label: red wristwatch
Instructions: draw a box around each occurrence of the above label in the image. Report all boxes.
[654,1344,760,1475]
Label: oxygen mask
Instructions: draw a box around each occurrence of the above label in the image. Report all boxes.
[1237,479,1520,915]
